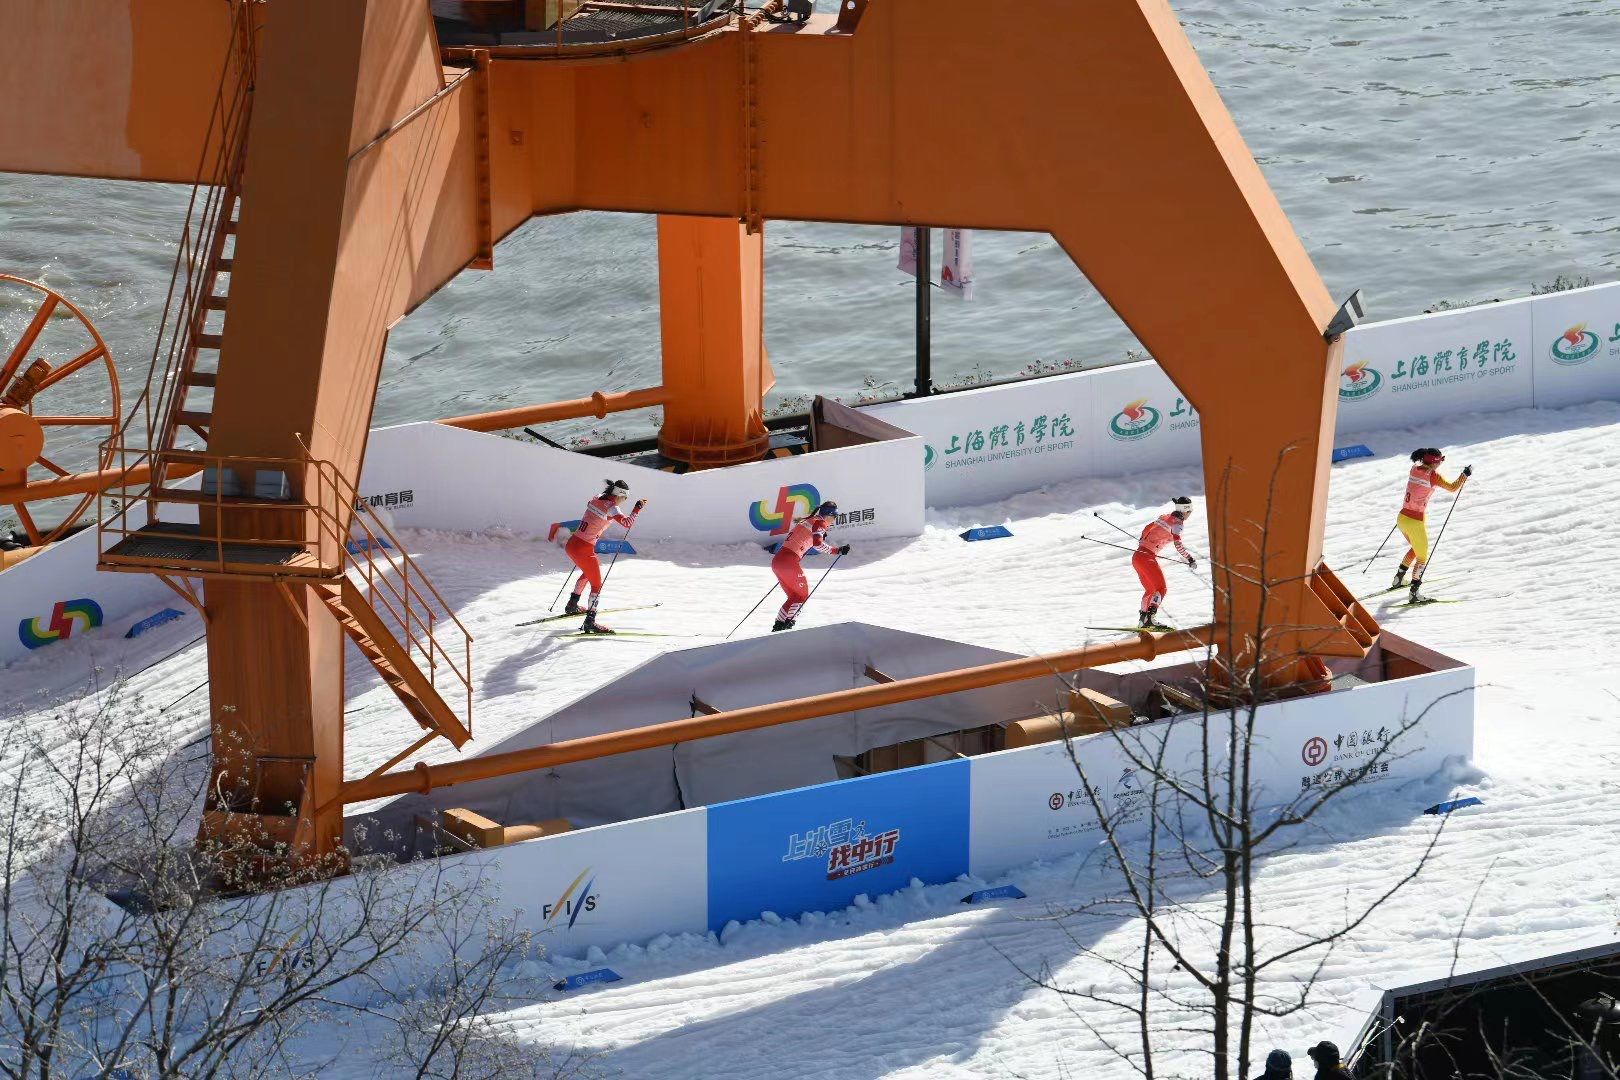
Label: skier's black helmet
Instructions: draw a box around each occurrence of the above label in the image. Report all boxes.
[603,479,631,499]
[1171,496,1193,516]
[815,500,839,518]
[1410,448,1444,465]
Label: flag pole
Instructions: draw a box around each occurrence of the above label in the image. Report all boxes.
[914,226,932,397]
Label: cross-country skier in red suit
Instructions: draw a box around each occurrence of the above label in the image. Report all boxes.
[771,500,850,632]
[564,479,645,634]
[1134,496,1196,630]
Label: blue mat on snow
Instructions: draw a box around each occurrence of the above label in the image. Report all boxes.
[1332,444,1374,464]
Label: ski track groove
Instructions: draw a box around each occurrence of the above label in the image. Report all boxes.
[3,402,1618,1077]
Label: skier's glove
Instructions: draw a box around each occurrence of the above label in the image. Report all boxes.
[1461,466,1472,478]
[1187,556,1198,570]
[633,499,647,512]
[838,544,852,555]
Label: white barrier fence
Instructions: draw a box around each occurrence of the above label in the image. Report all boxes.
[356,422,926,548]
[864,279,1620,508]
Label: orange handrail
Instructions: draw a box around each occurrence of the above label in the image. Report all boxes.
[437,385,668,433]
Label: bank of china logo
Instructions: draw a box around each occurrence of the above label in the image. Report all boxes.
[923,444,937,472]
[1550,322,1601,366]
[1339,360,1383,400]
[1107,398,1161,442]
[748,483,821,536]
[543,868,598,931]
[18,599,103,650]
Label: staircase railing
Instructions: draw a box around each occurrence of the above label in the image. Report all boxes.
[95,445,474,741]
[304,454,475,742]
[121,0,258,458]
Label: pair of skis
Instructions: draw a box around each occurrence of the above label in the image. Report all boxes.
[516,603,677,638]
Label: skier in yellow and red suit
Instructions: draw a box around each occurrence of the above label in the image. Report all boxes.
[1392,448,1471,603]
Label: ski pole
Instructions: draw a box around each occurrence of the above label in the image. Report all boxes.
[1092,512,1204,574]
[549,571,576,612]
[1078,534,1194,569]
[1422,481,1466,576]
[1360,523,1399,575]
[595,504,645,598]
[797,551,845,621]
[727,582,780,640]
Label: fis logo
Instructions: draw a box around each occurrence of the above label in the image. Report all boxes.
[1339,360,1384,400]
[1550,322,1601,365]
[1107,398,1161,442]
[19,599,103,650]
[543,868,599,931]
[748,483,821,536]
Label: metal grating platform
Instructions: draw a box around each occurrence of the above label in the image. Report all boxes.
[433,0,738,48]
[104,522,312,569]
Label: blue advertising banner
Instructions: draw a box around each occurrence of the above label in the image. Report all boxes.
[705,759,971,930]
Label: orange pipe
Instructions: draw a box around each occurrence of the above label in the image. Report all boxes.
[338,625,1213,807]
[0,460,200,505]
[437,386,668,433]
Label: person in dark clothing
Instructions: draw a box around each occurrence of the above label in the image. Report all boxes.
[1252,1048,1292,1080]
[1306,1041,1354,1080]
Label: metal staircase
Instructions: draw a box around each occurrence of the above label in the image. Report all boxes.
[98,449,475,757]
[124,0,256,466]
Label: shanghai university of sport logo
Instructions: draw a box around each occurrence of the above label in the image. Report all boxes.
[1339,360,1383,400]
[18,599,104,650]
[923,444,937,472]
[1550,322,1601,366]
[1107,398,1161,442]
[748,483,821,536]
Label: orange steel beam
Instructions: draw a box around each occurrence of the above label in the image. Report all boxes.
[438,385,668,432]
[337,624,1214,806]
[0,1,241,183]
[0,460,199,505]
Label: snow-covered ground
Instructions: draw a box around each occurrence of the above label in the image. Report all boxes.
[5,401,1619,1078]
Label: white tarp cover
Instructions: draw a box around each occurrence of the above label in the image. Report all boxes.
[357,622,1071,843]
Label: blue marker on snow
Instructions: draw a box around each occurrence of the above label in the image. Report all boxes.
[1424,796,1482,816]
[1332,444,1374,464]
[553,967,623,991]
[961,884,1027,904]
[960,526,1013,542]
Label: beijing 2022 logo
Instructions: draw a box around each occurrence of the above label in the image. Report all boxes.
[1339,360,1383,399]
[1107,399,1161,442]
[748,483,822,536]
[1550,323,1601,366]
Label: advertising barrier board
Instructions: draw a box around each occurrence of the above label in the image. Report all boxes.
[0,503,175,668]
[967,664,1474,881]
[1335,298,1534,433]
[1528,280,1620,411]
[705,759,970,930]
[357,422,925,547]
[861,361,1204,507]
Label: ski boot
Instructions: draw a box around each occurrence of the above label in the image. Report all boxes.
[1391,565,1407,590]
[581,614,616,635]
[564,594,584,617]
[1138,607,1169,632]
[1407,578,1426,605]
[1137,609,1155,629]
[771,618,796,633]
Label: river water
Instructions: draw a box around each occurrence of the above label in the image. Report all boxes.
[2,0,1618,476]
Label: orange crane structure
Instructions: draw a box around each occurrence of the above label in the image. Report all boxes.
[0,0,1375,866]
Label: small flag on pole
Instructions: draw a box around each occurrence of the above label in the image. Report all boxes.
[897,226,921,278]
[940,228,975,301]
